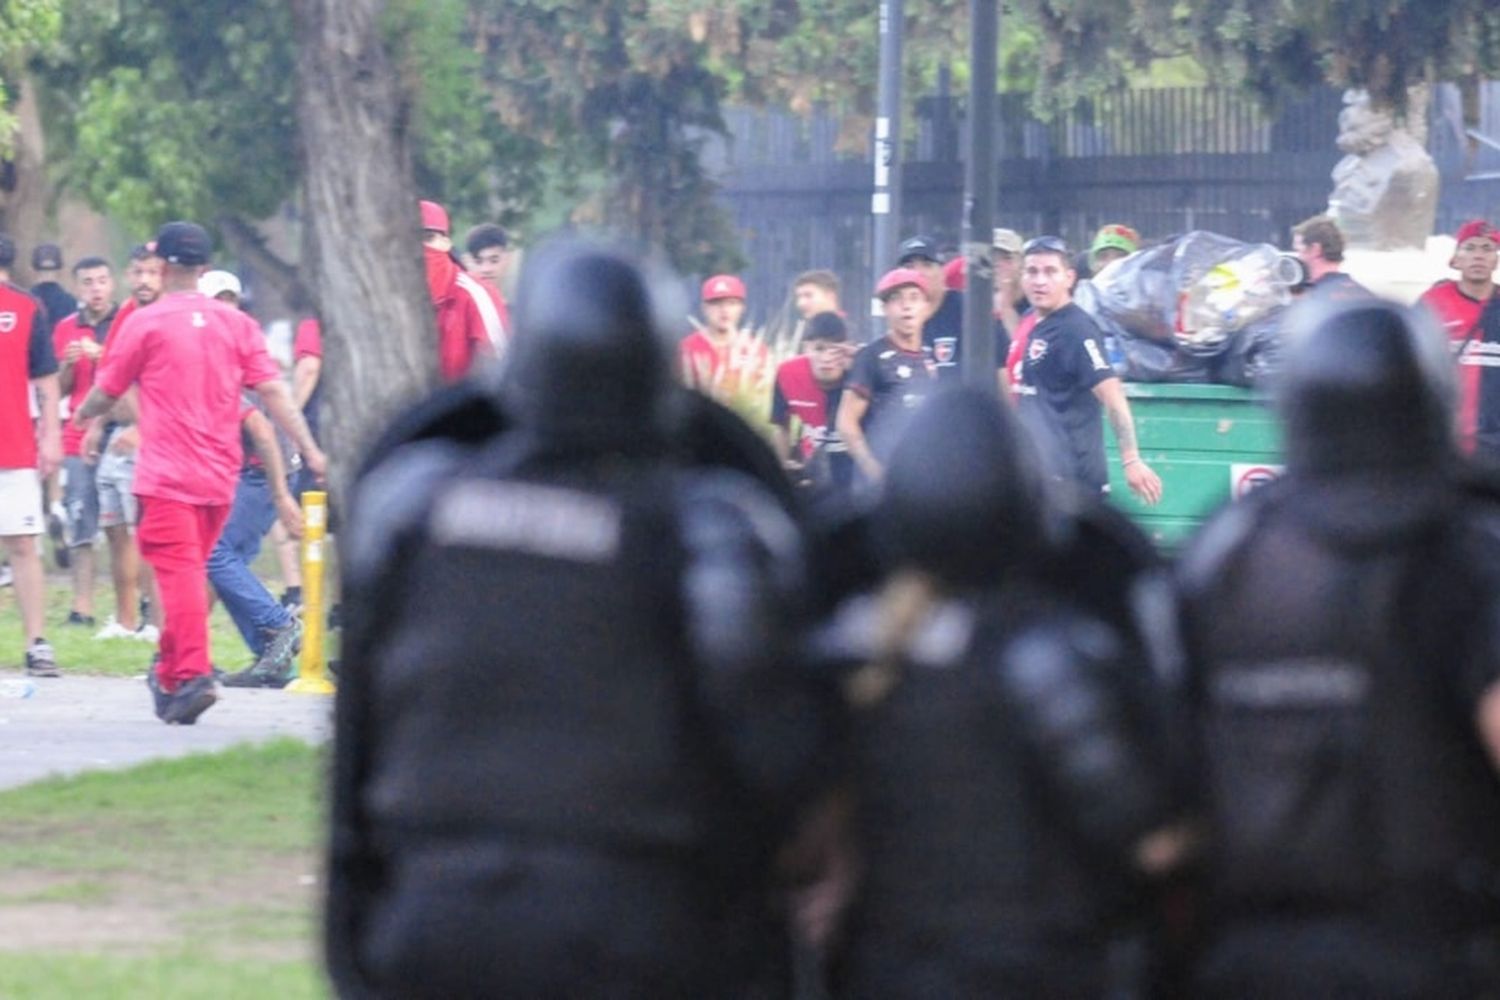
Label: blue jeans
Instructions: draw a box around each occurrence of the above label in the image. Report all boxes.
[207,469,292,656]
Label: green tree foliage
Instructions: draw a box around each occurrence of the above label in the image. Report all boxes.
[469,0,745,273]
[1015,0,1500,113]
[31,0,532,241]
[1169,0,1500,111]
[0,0,61,155]
[34,0,296,231]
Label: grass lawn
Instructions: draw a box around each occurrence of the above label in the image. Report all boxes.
[0,739,329,999]
[0,580,253,677]
[0,535,335,676]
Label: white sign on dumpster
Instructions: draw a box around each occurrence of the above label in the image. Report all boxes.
[1230,463,1283,500]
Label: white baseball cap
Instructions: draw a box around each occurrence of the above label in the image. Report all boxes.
[198,269,243,300]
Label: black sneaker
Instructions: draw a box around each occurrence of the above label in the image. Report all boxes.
[146,657,168,721]
[25,639,59,678]
[223,619,301,689]
[279,586,303,613]
[64,611,97,627]
[159,675,218,725]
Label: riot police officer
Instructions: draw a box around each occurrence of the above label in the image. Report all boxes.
[1175,296,1500,998]
[325,242,835,999]
[825,386,1189,999]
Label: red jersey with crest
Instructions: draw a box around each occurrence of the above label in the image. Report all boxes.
[771,354,843,460]
[1421,279,1495,454]
[0,282,56,469]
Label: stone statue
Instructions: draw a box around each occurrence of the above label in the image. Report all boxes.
[1327,89,1439,251]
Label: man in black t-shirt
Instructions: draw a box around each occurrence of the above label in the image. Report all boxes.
[1012,236,1162,504]
[897,234,1009,380]
[837,268,937,482]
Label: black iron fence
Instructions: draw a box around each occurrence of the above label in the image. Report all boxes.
[710,83,1500,328]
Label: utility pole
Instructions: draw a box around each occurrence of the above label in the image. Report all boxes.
[960,0,998,391]
[871,0,904,329]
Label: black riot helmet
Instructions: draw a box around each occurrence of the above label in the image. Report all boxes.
[874,386,1052,587]
[1276,295,1457,478]
[497,239,683,454]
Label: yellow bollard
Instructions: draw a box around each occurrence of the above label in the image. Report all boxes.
[287,490,335,695]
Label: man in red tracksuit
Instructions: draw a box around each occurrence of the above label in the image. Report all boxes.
[420,200,510,381]
[1420,219,1499,456]
[77,221,327,724]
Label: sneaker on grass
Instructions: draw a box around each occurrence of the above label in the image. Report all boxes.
[94,617,136,640]
[135,624,161,643]
[64,611,96,627]
[223,619,302,689]
[24,639,59,678]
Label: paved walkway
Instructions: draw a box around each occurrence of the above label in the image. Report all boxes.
[0,672,333,791]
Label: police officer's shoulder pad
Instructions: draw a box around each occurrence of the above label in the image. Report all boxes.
[345,441,473,587]
[1174,483,1276,596]
[678,469,803,566]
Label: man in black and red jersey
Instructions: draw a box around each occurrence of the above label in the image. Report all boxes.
[0,234,63,677]
[836,268,938,483]
[1420,219,1498,458]
[1012,236,1162,505]
[52,256,119,627]
[771,310,853,496]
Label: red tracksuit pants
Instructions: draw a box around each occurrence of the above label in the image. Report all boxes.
[136,497,230,690]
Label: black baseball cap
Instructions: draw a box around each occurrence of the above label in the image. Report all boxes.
[896,235,941,266]
[804,311,849,342]
[154,221,212,266]
[31,243,62,271]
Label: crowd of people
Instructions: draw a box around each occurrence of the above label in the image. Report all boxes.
[4,194,1500,994]
[0,200,516,720]
[325,239,1500,998]
[683,224,1169,509]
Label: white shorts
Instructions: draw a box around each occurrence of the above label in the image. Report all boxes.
[0,467,44,537]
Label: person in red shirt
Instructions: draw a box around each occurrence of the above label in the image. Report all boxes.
[77,221,326,724]
[680,274,767,402]
[0,234,62,677]
[84,242,163,640]
[1420,219,1499,454]
[771,311,854,496]
[421,200,510,381]
[52,256,119,626]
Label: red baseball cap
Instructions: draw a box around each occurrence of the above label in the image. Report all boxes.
[943,256,966,291]
[419,200,450,235]
[876,267,929,301]
[1454,219,1499,246]
[701,274,746,302]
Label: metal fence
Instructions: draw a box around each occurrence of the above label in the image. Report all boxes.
[711,83,1500,328]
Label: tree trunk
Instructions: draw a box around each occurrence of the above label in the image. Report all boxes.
[290,0,437,500]
[6,75,53,285]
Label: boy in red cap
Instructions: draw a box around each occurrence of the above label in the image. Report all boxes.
[1424,219,1500,456]
[836,268,938,482]
[420,200,510,381]
[679,274,765,401]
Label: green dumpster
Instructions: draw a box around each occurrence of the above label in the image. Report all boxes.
[1105,383,1283,550]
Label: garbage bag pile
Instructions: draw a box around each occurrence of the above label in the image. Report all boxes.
[1075,231,1300,387]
